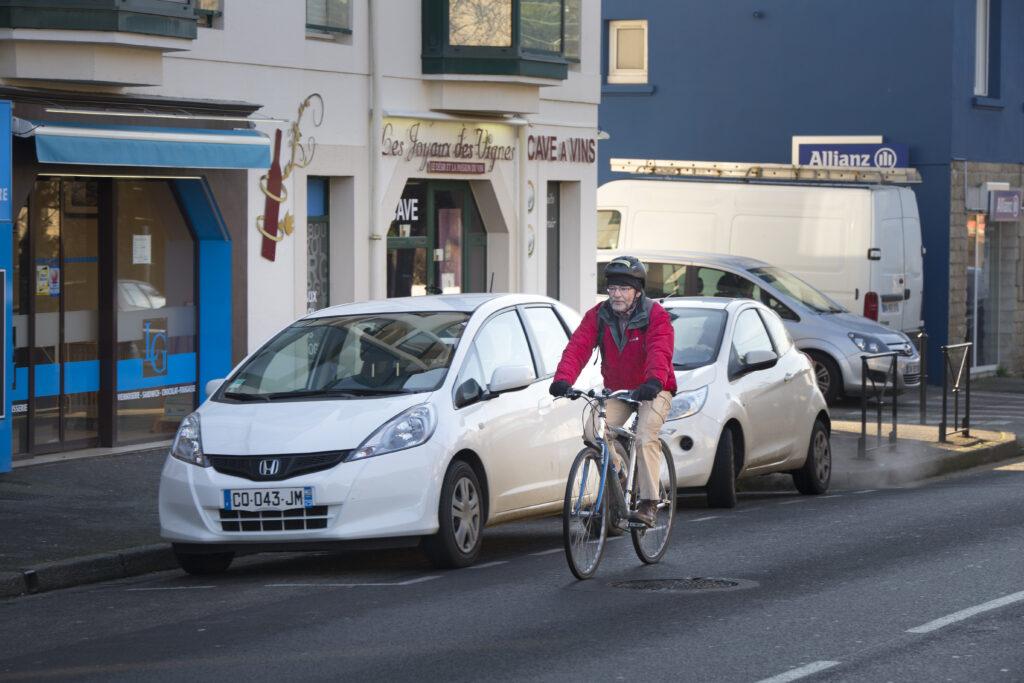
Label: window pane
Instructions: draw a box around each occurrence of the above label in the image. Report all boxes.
[616,27,645,69]
[522,307,569,376]
[116,180,197,442]
[732,309,773,361]
[466,311,536,388]
[521,0,562,52]
[564,0,580,60]
[449,0,512,46]
[307,0,350,32]
[596,210,620,249]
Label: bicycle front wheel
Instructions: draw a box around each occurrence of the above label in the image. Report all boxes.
[563,448,608,580]
[631,446,676,564]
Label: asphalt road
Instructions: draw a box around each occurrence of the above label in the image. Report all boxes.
[2,461,1023,683]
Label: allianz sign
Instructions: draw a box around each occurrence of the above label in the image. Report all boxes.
[798,142,909,169]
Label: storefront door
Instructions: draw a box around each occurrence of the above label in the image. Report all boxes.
[386,180,487,297]
[13,179,101,454]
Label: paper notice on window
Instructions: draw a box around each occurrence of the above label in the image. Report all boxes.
[133,234,152,265]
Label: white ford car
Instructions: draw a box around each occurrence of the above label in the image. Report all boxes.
[659,298,832,507]
[159,294,600,574]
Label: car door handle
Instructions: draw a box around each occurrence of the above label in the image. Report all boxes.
[784,372,797,383]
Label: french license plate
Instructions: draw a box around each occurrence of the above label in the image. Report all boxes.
[223,487,314,512]
[905,363,920,376]
[882,302,900,313]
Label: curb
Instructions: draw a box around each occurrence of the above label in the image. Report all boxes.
[0,545,176,599]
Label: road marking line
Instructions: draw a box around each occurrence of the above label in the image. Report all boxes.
[818,495,843,499]
[907,590,1024,633]
[689,516,719,522]
[530,548,563,556]
[468,561,508,570]
[779,499,806,505]
[266,575,442,588]
[754,661,841,683]
[126,586,216,591]
[852,489,877,494]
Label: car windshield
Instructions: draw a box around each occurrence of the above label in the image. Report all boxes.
[747,266,844,313]
[668,308,727,369]
[220,311,470,401]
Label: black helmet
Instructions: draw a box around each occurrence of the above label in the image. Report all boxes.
[605,255,647,291]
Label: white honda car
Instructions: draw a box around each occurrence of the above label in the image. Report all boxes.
[660,298,832,507]
[159,294,599,574]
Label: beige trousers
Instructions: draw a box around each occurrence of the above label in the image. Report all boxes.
[584,391,672,501]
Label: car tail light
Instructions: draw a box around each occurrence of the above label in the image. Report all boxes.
[864,291,879,321]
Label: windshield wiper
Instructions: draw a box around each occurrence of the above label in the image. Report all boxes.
[222,391,270,402]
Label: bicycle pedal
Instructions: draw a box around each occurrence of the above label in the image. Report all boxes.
[626,521,650,530]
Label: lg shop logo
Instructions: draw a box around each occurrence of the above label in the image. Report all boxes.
[143,318,168,378]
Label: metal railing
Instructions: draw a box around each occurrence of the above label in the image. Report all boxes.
[916,329,928,425]
[857,351,899,458]
[939,342,972,442]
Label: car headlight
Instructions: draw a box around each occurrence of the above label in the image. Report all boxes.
[666,386,708,421]
[170,412,209,467]
[848,332,886,354]
[350,404,437,461]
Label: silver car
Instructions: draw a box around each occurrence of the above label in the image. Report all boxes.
[597,250,922,404]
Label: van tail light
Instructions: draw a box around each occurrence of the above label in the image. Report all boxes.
[863,291,879,321]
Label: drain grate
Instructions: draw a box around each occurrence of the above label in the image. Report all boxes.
[610,577,742,592]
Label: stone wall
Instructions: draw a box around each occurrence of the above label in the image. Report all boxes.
[948,161,1024,374]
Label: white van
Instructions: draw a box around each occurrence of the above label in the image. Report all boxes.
[597,174,924,334]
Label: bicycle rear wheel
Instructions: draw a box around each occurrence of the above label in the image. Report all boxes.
[631,446,676,564]
[563,448,608,580]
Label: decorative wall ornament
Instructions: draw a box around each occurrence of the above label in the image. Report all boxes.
[527,180,535,213]
[258,93,325,261]
[527,224,535,257]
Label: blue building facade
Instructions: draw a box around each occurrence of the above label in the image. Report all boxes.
[598,0,1024,381]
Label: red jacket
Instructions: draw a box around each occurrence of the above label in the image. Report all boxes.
[554,297,677,393]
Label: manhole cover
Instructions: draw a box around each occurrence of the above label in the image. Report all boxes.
[610,577,745,592]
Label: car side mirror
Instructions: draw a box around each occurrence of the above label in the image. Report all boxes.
[205,378,225,397]
[742,349,778,373]
[453,378,484,408]
[488,365,533,394]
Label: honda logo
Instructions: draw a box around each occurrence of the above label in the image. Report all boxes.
[258,459,281,477]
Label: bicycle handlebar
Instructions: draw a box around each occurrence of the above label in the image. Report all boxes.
[560,387,639,405]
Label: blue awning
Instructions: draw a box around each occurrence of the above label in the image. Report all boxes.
[23,121,271,169]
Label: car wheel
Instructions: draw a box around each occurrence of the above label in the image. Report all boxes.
[174,549,234,576]
[793,419,831,495]
[706,427,737,508]
[808,351,841,404]
[422,460,483,568]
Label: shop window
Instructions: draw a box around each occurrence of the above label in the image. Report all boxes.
[307,0,351,35]
[115,180,197,443]
[607,19,648,84]
[422,0,578,79]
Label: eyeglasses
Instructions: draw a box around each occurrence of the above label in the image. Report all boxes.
[606,285,634,295]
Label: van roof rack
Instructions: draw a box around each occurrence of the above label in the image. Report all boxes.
[610,158,922,184]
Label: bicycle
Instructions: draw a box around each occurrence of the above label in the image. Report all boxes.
[560,388,676,579]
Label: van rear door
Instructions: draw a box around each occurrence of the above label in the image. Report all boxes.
[869,189,908,330]
[899,188,924,333]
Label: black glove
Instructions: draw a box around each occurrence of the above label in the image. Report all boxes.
[631,379,662,402]
[549,380,571,397]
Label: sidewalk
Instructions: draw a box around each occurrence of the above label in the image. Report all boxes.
[1,382,1021,599]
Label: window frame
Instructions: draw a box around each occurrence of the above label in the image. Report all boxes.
[306,0,352,35]
[607,19,648,85]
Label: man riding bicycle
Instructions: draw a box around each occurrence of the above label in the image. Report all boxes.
[549,256,676,526]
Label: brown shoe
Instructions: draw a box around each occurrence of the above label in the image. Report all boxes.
[635,499,658,527]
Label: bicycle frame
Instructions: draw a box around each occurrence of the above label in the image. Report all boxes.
[573,389,640,524]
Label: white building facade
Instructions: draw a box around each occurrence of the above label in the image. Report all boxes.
[163,0,601,348]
